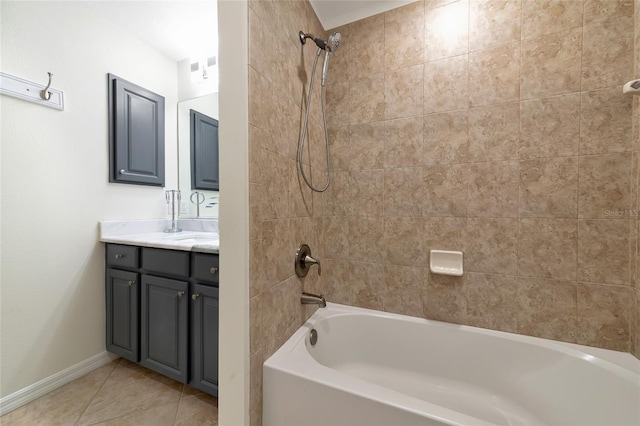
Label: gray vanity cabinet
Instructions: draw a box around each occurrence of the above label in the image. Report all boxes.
[105,268,139,362]
[189,252,219,394]
[105,243,219,396]
[140,274,189,383]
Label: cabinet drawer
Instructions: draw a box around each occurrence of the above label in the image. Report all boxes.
[106,244,139,269]
[142,247,189,278]
[192,253,219,284]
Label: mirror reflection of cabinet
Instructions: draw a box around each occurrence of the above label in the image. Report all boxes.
[190,109,219,191]
[178,93,219,218]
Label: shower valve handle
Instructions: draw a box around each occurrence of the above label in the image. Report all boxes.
[295,244,322,277]
[303,254,322,276]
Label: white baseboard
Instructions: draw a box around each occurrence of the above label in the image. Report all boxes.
[0,351,119,416]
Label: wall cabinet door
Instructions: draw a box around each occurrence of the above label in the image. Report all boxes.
[106,268,139,362]
[108,74,165,186]
[190,284,219,395]
[140,274,188,383]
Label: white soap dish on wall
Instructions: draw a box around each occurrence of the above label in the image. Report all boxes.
[430,250,464,276]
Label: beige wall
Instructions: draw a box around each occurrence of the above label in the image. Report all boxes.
[0,1,179,398]
[217,1,251,423]
[249,0,640,423]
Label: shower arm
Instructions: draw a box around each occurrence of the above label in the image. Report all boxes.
[299,31,327,51]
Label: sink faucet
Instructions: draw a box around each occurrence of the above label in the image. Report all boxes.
[301,292,326,308]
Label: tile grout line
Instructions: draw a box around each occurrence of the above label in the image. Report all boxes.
[73,358,121,426]
[172,386,184,426]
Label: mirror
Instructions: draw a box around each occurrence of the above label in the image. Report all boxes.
[178,93,220,218]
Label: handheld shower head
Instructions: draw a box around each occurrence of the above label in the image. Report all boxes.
[299,31,342,86]
[321,33,341,86]
[299,31,342,53]
[326,32,341,53]
[297,30,341,193]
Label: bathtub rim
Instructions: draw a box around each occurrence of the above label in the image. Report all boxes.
[264,302,640,426]
[283,302,640,377]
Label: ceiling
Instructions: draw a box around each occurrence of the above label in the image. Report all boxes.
[83,1,218,62]
[310,0,419,29]
[83,0,414,62]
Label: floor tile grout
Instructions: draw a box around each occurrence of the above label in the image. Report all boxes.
[172,394,183,426]
[74,359,121,425]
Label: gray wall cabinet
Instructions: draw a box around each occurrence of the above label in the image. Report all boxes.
[190,109,219,191]
[108,74,165,186]
[105,243,219,396]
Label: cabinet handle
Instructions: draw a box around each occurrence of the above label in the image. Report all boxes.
[119,169,126,175]
[192,293,200,301]
[210,267,218,275]
[177,291,185,297]
[115,254,126,259]
[128,280,135,286]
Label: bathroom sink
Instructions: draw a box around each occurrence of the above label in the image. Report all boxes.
[162,232,218,241]
[176,237,219,245]
[159,232,219,248]
[164,235,197,241]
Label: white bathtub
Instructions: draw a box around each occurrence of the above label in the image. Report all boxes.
[263,303,640,426]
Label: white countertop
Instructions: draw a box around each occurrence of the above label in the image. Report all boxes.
[99,219,219,253]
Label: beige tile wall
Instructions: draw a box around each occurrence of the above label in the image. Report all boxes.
[248,0,328,424]
[324,0,639,357]
[633,0,640,358]
[249,0,640,424]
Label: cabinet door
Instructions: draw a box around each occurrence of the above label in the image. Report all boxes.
[108,74,165,186]
[140,275,188,383]
[190,284,219,395]
[190,109,219,190]
[106,268,139,362]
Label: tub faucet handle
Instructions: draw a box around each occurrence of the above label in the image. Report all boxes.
[304,254,322,276]
[295,244,322,277]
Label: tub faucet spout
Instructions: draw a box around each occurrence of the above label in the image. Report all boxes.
[301,292,326,308]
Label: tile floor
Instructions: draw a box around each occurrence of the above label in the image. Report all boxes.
[0,358,218,425]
